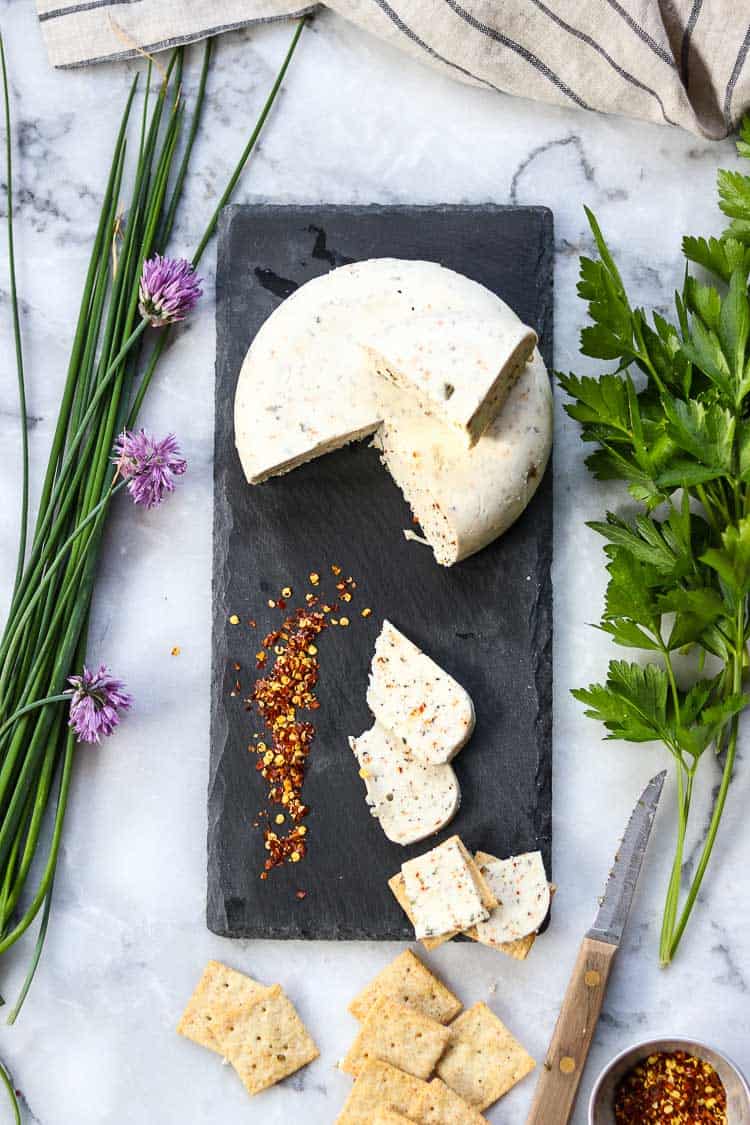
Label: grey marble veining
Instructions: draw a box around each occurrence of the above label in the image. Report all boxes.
[0,2,748,1122]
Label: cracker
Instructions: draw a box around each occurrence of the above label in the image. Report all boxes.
[348,950,462,1024]
[340,995,451,1079]
[413,1076,489,1124]
[176,960,271,1054]
[336,1060,429,1124]
[215,984,319,1096]
[372,1110,416,1125]
[436,1002,535,1110]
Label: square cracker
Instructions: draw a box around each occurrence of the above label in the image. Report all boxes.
[341,995,451,1080]
[215,984,319,1096]
[413,1076,488,1124]
[336,1060,428,1124]
[348,950,462,1024]
[176,960,271,1054]
[436,1002,535,1111]
[372,1111,416,1125]
[388,843,497,949]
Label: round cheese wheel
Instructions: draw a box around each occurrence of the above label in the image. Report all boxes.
[234,258,550,565]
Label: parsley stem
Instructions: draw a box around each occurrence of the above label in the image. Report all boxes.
[659,761,694,965]
[667,601,746,959]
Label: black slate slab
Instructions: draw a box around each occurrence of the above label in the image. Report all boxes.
[209,204,553,940]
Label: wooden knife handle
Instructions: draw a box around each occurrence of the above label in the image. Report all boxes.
[525,936,617,1125]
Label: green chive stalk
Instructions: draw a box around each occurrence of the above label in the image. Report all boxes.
[0,18,307,1029]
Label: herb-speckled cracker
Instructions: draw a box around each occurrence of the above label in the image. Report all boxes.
[436,1002,535,1110]
[336,1060,429,1124]
[372,1110,417,1125]
[414,1076,489,1124]
[348,950,462,1024]
[216,984,319,1096]
[341,995,451,1079]
[176,960,271,1054]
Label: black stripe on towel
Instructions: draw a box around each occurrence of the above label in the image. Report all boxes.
[680,0,703,87]
[369,0,512,96]
[724,19,750,128]
[528,0,676,126]
[40,0,136,21]
[441,0,592,110]
[604,0,676,68]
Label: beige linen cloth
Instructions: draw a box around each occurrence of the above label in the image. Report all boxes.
[35,1,750,138]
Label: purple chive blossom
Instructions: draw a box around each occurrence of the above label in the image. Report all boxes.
[138,254,202,326]
[67,665,132,744]
[113,429,187,509]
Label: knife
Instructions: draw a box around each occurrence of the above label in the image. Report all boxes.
[525,770,667,1125]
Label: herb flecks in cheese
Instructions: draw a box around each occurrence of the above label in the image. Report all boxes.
[349,723,460,846]
[402,837,490,940]
[367,621,474,765]
[473,851,550,945]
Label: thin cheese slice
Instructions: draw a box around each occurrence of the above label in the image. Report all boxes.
[471,851,550,946]
[367,621,474,765]
[401,837,490,940]
[376,350,552,566]
[350,723,460,845]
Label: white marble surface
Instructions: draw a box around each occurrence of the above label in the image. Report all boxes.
[0,3,748,1122]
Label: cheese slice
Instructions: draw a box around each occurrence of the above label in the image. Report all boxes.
[349,723,460,846]
[401,837,490,940]
[376,350,552,566]
[367,620,474,765]
[472,851,550,946]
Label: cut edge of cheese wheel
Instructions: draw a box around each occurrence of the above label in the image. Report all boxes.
[375,350,552,567]
[349,722,460,846]
[367,620,475,765]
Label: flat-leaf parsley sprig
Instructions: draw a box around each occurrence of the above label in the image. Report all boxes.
[561,117,750,964]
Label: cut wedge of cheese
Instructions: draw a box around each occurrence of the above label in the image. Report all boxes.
[376,350,552,566]
[349,723,460,846]
[362,311,535,446]
[367,620,474,765]
[472,851,550,946]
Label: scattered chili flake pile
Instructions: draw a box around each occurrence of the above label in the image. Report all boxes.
[614,1051,727,1125]
[234,567,369,878]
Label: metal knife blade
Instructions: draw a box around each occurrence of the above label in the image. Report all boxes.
[587,769,667,947]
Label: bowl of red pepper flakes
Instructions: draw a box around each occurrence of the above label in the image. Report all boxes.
[589,1039,750,1125]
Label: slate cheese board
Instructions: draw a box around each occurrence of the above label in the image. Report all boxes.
[209,204,553,940]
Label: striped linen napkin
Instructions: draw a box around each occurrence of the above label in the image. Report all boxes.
[35,0,750,138]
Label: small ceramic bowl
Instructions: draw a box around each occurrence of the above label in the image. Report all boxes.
[589,1037,750,1124]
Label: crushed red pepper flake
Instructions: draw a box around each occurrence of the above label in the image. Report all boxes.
[241,571,368,876]
[614,1051,727,1125]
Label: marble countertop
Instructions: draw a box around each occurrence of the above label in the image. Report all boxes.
[0,3,748,1122]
